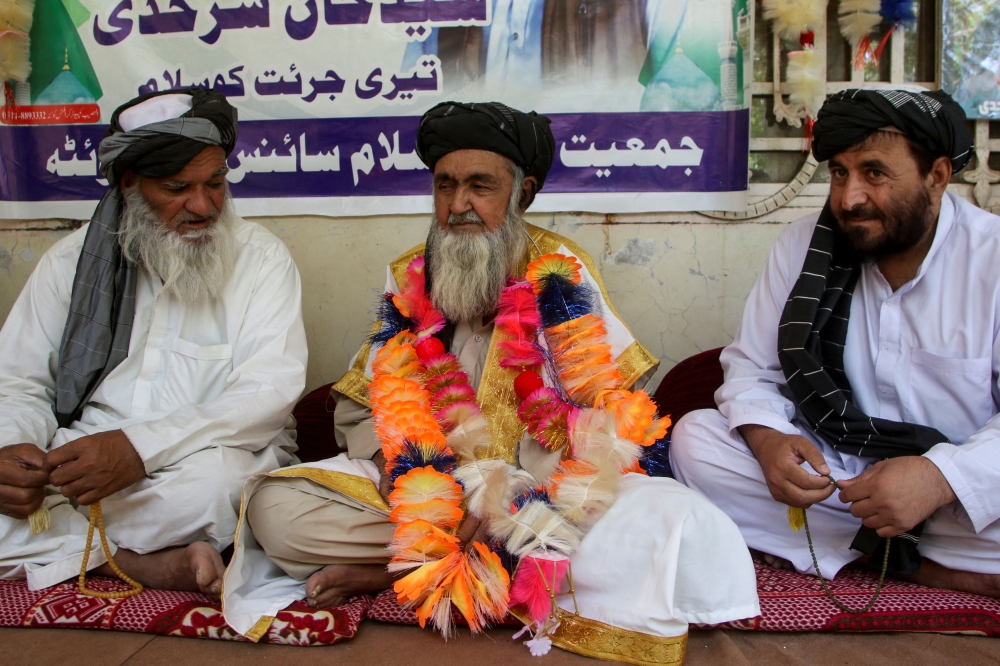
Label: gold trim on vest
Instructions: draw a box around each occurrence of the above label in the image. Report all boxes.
[550,612,687,666]
[244,614,275,642]
[268,468,389,513]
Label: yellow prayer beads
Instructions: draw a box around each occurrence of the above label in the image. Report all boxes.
[78,502,144,599]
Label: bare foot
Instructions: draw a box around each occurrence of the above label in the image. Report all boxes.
[93,541,225,598]
[304,563,396,609]
[749,548,797,571]
[901,557,1000,598]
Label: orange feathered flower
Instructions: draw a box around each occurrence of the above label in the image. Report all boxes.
[372,331,416,373]
[369,377,428,409]
[374,343,424,379]
[390,519,460,553]
[389,499,464,527]
[448,560,479,632]
[395,551,462,604]
[600,389,670,445]
[525,253,583,293]
[390,467,463,505]
[392,533,461,564]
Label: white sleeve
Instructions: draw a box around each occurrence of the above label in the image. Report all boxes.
[923,328,1000,533]
[715,218,816,437]
[122,249,308,473]
[0,234,80,449]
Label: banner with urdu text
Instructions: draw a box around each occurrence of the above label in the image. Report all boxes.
[0,0,752,219]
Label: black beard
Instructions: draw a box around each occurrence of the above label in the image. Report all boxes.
[833,186,934,259]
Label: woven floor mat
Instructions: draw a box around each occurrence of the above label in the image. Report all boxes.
[2,561,998,645]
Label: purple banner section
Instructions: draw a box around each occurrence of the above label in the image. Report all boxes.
[0,110,748,203]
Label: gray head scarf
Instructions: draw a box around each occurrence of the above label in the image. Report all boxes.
[53,88,238,428]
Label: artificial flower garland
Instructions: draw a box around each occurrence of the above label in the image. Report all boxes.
[368,257,509,637]
[480,254,670,637]
[367,253,671,645]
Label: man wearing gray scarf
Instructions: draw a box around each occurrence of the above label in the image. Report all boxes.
[0,89,307,596]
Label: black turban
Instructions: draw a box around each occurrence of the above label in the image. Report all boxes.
[416,101,555,190]
[54,88,239,428]
[101,87,239,186]
[812,89,974,173]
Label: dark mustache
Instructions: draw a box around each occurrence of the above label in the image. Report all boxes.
[839,204,885,222]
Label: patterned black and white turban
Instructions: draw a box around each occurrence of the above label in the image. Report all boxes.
[416,101,555,192]
[53,88,239,428]
[812,88,974,173]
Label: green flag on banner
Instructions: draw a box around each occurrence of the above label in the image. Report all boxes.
[28,0,102,103]
[61,0,92,29]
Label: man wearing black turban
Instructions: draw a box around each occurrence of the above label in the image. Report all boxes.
[228,101,759,647]
[672,88,1000,599]
[0,89,306,597]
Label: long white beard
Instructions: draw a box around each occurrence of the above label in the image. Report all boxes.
[119,186,238,304]
[425,202,527,323]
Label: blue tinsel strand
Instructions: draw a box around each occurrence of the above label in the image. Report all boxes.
[536,274,594,328]
[388,441,457,483]
[639,437,674,478]
[511,487,552,512]
[880,0,916,24]
[370,293,414,345]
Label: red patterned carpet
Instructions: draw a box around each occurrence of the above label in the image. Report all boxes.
[2,562,998,645]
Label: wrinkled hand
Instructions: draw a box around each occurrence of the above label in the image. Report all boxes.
[372,450,392,505]
[0,444,51,519]
[739,424,836,508]
[47,430,146,505]
[837,456,957,538]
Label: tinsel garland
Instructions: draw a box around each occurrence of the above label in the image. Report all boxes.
[476,254,671,641]
[367,253,671,650]
[368,257,509,638]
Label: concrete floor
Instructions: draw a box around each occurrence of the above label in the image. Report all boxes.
[2,624,998,666]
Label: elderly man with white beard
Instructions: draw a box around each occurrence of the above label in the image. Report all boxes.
[0,89,307,597]
[222,102,758,658]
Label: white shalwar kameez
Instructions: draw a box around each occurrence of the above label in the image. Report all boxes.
[0,218,307,590]
[222,227,760,658]
[671,193,1000,578]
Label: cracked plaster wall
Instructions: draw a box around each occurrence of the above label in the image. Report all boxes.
[0,215,788,394]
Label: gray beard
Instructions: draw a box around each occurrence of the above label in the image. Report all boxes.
[425,207,528,323]
[118,186,238,304]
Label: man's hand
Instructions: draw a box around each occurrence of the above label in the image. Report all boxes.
[372,450,392,505]
[0,444,51,519]
[47,430,146,505]
[739,424,837,508]
[838,456,957,537]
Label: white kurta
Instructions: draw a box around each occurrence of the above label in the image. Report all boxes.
[0,217,307,590]
[222,241,760,641]
[671,193,1000,577]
